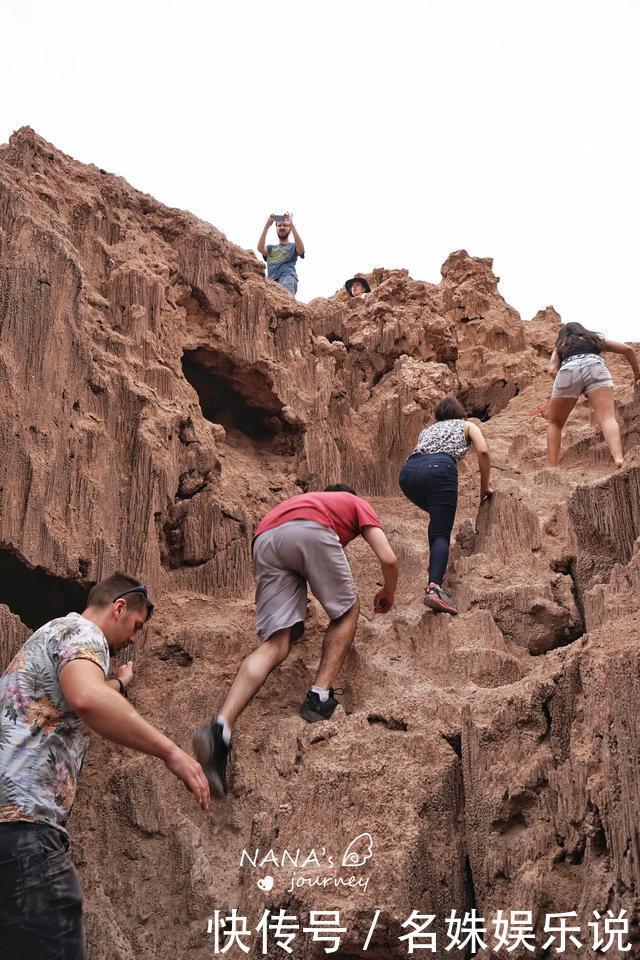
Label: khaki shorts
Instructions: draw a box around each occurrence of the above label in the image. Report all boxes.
[252,520,358,642]
[551,354,614,399]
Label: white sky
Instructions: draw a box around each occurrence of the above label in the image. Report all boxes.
[3,0,639,340]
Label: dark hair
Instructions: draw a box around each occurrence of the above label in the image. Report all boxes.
[324,483,357,495]
[434,396,466,421]
[555,322,604,360]
[86,573,153,619]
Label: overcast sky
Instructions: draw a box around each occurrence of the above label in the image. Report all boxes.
[3,0,638,340]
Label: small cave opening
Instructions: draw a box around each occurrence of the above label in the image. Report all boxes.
[458,388,493,422]
[371,368,386,389]
[0,546,94,631]
[541,697,553,737]
[587,801,608,857]
[182,348,301,453]
[367,713,408,731]
[528,555,586,658]
[466,403,491,423]
[442,731,462,758]
[459,381,520,423]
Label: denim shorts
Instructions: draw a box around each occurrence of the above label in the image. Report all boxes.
[552,354,614,398]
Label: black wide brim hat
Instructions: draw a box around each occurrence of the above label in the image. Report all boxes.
[345,276,371,296]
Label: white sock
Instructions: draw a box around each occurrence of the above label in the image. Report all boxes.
[311,686,330,703]
[216,714,232,744]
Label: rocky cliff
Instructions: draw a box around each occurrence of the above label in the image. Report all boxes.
[1,128,639,959]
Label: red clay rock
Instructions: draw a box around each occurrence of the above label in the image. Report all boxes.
[1,127,639,959]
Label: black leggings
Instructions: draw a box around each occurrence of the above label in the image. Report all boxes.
[398,453,458,585]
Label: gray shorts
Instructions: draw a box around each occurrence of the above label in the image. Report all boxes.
[252,520,358,642]
[551,354,614,399]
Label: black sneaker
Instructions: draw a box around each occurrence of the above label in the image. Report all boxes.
[423,585,458,615]
[299,688,344,723]
[192,720,230,798]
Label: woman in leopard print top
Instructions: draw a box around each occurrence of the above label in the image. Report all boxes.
[411,417,471,461]
[399,396,493,614]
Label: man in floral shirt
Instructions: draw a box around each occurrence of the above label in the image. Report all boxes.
[0,572,209,959]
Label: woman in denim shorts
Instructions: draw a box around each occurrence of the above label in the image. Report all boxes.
[548,322,640,467]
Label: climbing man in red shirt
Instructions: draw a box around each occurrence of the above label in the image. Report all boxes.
[192,484,398,797]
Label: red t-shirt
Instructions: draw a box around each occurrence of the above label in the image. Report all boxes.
[254,492,382,547]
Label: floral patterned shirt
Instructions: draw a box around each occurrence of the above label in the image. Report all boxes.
[0,613,109,833]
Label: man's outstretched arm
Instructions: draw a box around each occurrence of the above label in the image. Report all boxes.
[285,212,305,256]
[60,658,209,809]
[361,525,398,613]
[257,214,273,257]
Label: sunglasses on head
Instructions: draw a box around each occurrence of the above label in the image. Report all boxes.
[113,585,155,621]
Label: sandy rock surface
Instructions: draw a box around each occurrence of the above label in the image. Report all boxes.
[1,127,639,958]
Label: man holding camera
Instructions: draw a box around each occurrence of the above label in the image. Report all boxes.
[257,212,305,296]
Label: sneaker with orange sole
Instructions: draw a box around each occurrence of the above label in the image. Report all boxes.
[423,585,458,615]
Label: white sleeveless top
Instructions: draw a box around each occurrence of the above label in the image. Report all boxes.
[410,419,470,462]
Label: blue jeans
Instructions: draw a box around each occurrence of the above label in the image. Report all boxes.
[398,453,458,585]
[277,273,298,296]
[0,822,85,959]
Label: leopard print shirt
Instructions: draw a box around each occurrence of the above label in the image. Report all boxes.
[410,419,470,462]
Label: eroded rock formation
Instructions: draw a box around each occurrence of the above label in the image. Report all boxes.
[1,128,639,958]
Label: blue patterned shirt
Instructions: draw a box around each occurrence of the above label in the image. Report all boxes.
[264,242,303,282]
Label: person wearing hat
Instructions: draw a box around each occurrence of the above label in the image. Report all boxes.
[345,275,371,298]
